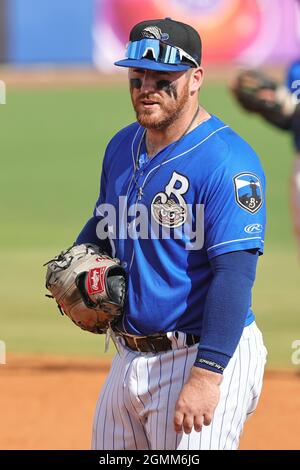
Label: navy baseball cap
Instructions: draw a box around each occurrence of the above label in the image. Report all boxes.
[114,18,202,72]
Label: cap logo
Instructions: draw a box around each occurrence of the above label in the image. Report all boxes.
[141,26,169,41]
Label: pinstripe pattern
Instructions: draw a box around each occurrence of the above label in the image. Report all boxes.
[249,324,260,395]
[146,358,154,449]
[164,351,175,449]
[175,347,197,450]
[121,350,139,450]
[125,353,151,449]
[216,355,238,449]
[223,344,242,448]
[92,323,267,450]
[175,347,189,449]
[103,356,121,448]
[115,354,126,449]
[92,349,149,450]
[232,338,252,449]
[246,326,267,416]
[113,354,126,450]
[155,355,162,449]
[93,356,116,448]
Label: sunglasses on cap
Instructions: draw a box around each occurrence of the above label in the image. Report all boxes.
[125,38,199,68]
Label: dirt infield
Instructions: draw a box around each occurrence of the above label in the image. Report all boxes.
[0,354,299,450]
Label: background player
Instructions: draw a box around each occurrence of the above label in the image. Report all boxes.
[232,60,300,253]
[76,18,267,450]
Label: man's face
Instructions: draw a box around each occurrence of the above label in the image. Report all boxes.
[128,68,192,130]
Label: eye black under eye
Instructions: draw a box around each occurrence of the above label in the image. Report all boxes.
[130,78,142,89]
[156,80,171,90]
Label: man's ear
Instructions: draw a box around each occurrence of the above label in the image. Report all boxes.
[189,67,204,94]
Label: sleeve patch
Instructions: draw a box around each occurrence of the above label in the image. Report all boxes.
[233,173,263,214]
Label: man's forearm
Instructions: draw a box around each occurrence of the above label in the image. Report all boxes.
[194,250,259,374]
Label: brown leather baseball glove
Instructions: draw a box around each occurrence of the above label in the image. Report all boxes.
[232,69,278,112]
[44,243,126,334]
[231,69,297,130]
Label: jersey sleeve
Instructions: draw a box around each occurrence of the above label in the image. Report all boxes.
[203,161,266,260]
[286,60,300,93]
[93,144,110,217]
[93,123,138,216]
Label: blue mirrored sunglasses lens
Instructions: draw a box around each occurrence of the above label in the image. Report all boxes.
[163,45,178,63]
[126,39,181,64]
[126,39,160,61]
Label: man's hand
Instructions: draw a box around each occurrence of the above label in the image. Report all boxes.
[173,367,222,434]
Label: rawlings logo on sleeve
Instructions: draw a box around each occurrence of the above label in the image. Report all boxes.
[244,223,263,234]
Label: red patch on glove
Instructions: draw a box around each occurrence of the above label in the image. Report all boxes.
[87,267,107,295]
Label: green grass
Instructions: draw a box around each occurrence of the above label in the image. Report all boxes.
[0,83,299,366]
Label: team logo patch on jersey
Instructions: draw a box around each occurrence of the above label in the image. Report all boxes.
[233,173,263,214]
[151,171,189,228]
[152,197,187,228]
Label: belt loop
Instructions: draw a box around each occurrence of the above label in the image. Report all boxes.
[149,341,157,353]
[133,336,142,353]
[167,331,176,350]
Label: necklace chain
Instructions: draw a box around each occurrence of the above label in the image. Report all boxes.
[132,106,200,200]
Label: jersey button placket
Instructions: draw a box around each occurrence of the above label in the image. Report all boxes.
[136,171,146,202]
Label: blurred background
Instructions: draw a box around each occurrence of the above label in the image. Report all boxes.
[0,0,299,450]
[0,0,299,67]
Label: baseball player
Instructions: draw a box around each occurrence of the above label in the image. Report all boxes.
[76,18,267,450]
[232,60,300,253]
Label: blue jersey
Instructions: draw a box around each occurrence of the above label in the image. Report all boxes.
[286,59,300,92]
[93,115,266,336]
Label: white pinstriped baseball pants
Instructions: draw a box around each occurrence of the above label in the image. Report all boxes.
[92,322,267,450]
